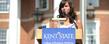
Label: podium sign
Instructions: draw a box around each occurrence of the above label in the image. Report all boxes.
[42,28,76,44]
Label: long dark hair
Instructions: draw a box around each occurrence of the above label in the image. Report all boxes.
[58,0,78,28]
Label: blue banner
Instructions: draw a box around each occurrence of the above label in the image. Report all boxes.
[42,28,76,44]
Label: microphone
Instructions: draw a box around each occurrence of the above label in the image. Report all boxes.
[61,9,66,18]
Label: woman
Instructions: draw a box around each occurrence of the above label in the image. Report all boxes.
[58,0,78,29]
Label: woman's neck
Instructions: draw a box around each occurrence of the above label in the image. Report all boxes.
[64,18,71,26]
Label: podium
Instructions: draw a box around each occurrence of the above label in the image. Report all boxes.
[42,28,76,44]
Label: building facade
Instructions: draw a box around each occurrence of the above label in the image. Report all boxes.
[0,0,109,44]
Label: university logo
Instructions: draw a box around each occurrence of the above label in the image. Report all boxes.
[42,28,76,44]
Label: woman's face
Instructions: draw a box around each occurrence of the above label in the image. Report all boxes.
[62,2,70,15]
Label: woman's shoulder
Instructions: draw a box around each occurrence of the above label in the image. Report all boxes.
[68,23,76,28]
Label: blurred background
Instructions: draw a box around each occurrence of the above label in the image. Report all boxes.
[0,0,109,44]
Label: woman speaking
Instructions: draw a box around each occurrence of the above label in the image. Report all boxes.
[58,0,78,29]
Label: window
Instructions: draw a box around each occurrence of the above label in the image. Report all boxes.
[85,20,100,44]
[86,22,96,34]
[87,36,96,44]
[36,0,49,11]
[87,0,99,7]
[39,0,47,9]
[0,29,7,44]
[86,21,96,44]
[0,0,9,12]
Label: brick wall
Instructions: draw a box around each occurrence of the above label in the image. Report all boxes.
[96,0,109,44]
[0,13,9,29]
